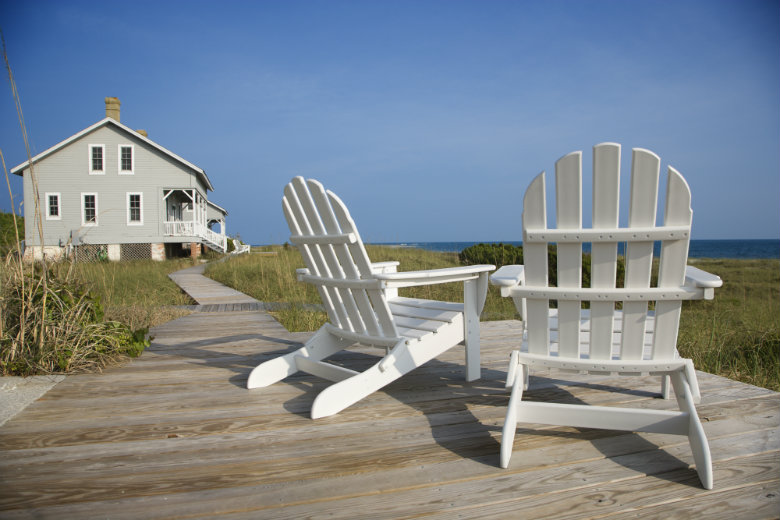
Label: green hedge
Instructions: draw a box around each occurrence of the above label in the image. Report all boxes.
[460,242,626,288]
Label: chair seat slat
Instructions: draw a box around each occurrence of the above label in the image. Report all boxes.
[388,297,464,313]
[393,315,452,333]
[388,301,459,323]
[395,326,432,340]
[547,309,656,332]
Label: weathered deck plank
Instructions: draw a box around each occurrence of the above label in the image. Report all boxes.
[1,268,777,519]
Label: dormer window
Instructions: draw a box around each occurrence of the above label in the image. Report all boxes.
[119,145,134,174]
[89,144,105,174]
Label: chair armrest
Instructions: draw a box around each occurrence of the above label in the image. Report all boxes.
[295,268,310,281]
[374,264,494,288]
[490,265,525,297]
[371,261,400,274]
[685,266,722,288]
[684,265,722,300]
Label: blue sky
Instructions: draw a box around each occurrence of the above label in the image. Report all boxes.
[1,0,778,244]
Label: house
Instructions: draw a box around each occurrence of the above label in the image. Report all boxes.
[11,97,228,261]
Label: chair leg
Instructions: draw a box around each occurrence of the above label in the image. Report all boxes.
[310,359,405,419]
[464,279,482,382]
[661,374,671,400]
[670,370,713,489]
[313,325,464,418]
[684,359,702,404]
[501,363,525,468]
[247,327,351,389]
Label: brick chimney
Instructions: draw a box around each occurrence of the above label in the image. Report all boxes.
[105,97,121,122]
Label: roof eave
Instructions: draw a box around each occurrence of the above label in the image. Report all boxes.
[207,199,228,216]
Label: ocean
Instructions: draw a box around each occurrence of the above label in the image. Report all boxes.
[374,239,779,259]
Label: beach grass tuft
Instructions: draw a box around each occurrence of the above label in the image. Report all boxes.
[56,258,196,330]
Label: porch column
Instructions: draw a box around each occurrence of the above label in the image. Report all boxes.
[202,198,207,234]
[193,190,200,233]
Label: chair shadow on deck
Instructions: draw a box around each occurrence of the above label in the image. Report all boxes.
[146,330,307,389]
[273,350,506,466]
[147,322,701,486]
[269,350,699,487]
[502,372,706,489]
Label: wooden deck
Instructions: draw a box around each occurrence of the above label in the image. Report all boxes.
[1,268,778,519]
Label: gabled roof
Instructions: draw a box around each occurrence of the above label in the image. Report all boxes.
[10,117,214,191]
[207,199,228,216]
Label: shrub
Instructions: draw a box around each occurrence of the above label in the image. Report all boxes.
[459,242,524,267]
[0,211,24,257]
[459,242,626,288]
[0,260,150,376]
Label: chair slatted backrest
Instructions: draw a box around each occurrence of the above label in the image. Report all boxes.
[522,143,693,361]
[283,177,398,342]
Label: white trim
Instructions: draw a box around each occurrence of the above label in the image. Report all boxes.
[126,192,143,225]
[88,144,105,175]
[10,118,213,190]
[118,144,134,175]
[45,192,61,220]
[81,192,98,226]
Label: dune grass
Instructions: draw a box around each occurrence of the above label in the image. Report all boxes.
[56,258,196,330]
[676,258,779,390]
[205,245,518,331]
[0,256,196,375]
[205,246,779,391]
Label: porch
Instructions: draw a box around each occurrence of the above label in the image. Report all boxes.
[162,188,227,252]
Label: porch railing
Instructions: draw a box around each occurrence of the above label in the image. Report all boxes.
[163,221,227,252]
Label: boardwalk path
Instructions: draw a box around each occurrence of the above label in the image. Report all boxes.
[168,263,261,306]
[0,262,778,518]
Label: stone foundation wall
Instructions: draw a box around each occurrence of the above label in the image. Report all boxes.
[151,243,165,261]
[23,245,67,262]
[107,244,121,261]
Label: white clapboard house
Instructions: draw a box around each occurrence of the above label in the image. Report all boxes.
[11,97,228,261]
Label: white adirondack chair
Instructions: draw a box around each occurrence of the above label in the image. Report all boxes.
[491,143,722,489]
[247,177,494,419]
[232,239,251,254]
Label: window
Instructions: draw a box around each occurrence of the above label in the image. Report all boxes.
[45,192,61,220]
[82,193,98,226]
[127,192,143,225]
[119,145,134,174]
[89,145,105,174]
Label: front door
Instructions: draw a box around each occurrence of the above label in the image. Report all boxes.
[168,201,181,221]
